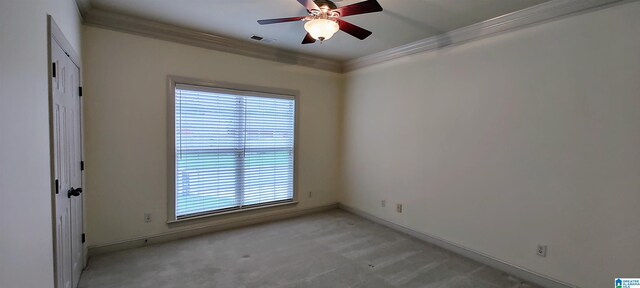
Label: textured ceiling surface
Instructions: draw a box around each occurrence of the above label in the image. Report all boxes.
[88,0,549,61]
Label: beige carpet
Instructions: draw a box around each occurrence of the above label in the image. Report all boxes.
[79,210,542,288]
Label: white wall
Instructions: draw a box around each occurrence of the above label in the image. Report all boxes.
[341,2,640,288]
[82,26,343,247]
[0,0,82,287]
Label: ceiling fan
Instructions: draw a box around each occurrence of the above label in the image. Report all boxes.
[257,0,383,44]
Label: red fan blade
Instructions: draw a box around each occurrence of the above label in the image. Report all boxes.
[336,19,372,40]
[258,16,306,25]
[296,0,320,11]
[333,0,383,17]
[302,33,316,44]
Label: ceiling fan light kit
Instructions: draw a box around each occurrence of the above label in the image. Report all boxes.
[304,19,340,42]
[258,0,383,44]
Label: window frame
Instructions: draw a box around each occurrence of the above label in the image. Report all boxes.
[167,76,299,223]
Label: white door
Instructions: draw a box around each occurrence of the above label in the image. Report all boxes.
[52,38,84,288]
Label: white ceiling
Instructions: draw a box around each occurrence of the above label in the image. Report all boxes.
[88,0,549,61]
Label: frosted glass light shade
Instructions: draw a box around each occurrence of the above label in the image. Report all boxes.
[304,19,339,41]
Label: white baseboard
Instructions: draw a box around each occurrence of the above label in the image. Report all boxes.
[88,201,577,288]
[337,203,577,288]
[88,203,338,256]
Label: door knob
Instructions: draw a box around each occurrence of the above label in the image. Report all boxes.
[67,187,83,198]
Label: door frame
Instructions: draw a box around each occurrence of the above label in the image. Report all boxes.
[47,15,86,288]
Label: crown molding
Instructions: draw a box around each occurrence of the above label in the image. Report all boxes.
[343,0,631,72]
[78,0,631,74]
[82,9,343,73]
[74,0,91,17]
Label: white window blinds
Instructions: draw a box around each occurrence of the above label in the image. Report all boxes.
[175,84,295,219]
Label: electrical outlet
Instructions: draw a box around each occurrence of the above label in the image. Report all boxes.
[144,213,151,223]
[381,200,386,207]
[396,204,403,213]
[536,244,547,257]
[308,191,313,198]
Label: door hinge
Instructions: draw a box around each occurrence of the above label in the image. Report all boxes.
[79,86,83,97]
[81,161,85,171]
[82,233,86,243]
[52,62,56,78]
[55,179,59,194]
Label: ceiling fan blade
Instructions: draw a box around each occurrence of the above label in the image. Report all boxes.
[333,0,383,17]
[336,19,372,40]
[302,33,316,44]
[258,16,306,25]
[296,0,320,11]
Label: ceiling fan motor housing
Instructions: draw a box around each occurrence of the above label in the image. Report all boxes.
[313,0,338,10]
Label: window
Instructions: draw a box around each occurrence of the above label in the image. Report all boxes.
[170,79,296,220]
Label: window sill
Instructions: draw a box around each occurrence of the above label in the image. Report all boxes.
[167,201,298,225]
